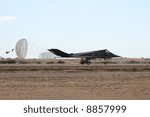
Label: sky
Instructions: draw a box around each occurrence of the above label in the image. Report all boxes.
[0,0,150,58]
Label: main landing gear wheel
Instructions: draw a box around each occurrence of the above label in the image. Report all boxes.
[80,58,91,65]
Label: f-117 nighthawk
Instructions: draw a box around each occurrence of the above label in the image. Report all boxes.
[48,48,120,64]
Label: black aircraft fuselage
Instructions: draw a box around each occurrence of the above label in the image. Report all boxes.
[48,49,120,64]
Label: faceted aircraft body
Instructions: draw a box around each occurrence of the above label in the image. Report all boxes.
[48,49,120,64]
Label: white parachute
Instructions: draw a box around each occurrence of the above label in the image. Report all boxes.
[15,39,28,59]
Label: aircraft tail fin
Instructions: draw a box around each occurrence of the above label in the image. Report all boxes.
[48,49,70,57]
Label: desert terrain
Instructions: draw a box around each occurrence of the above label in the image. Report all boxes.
[0,58,150,99]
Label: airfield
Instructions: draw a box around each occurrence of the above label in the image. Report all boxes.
[0,58,150,99]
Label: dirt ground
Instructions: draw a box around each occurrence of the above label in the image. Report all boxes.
[0,64,150,100]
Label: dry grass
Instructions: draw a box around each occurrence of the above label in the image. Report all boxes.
[0,58,150,99]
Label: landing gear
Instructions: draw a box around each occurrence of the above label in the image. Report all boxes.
[80,58,91,65]
[104,58,108,65]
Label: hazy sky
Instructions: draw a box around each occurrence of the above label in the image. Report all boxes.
[0,0,150,58]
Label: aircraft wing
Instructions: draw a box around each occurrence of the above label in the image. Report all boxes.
[70,49,120,59]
